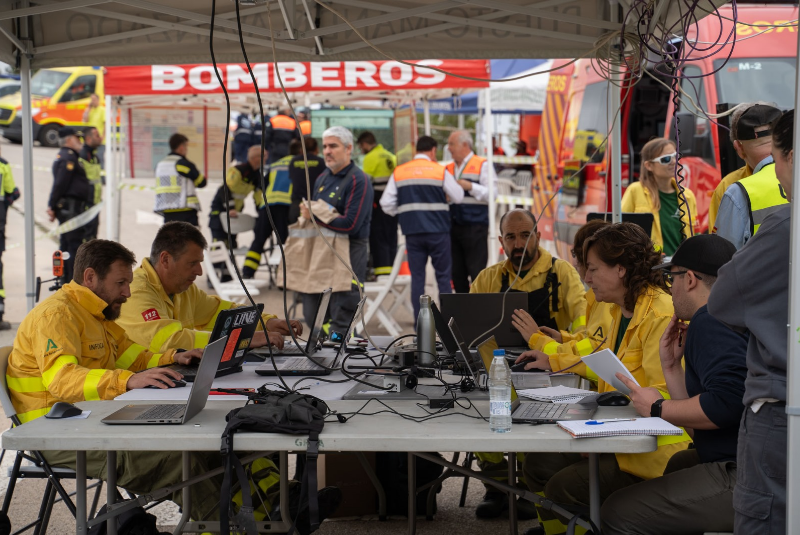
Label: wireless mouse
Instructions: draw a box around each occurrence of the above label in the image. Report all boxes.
[45,401,82,419]
[144,379,187,389]
[510,363,548,373]
[596,391,631,407]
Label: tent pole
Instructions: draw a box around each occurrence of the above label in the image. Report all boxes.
[609,0,622,224]
[458,114,465,130]
[784,24,800,534]
[104,94,118,240]
[423,98,431,136]
[485,88,497,266]
[19,17,35,311]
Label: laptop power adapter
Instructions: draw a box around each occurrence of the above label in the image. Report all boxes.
[429,399,455,409]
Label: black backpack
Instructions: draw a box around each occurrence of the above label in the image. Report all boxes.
[87,504,168,535]
[219,388,329,535]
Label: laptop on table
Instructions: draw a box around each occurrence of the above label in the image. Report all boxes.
[256,298,365,377]
[475,336,596,424]
[440,292,529,349]
[102,337,227,425]
[164,304,263,382]
[249,289,332,358]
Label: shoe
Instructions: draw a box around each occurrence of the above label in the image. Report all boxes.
[275,485,342,535]
[0,321,10,331]
[523,527,545,535]
[517,496,538,520]
[475,491,508,519]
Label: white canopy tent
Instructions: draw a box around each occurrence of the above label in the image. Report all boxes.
[6,3,799,530]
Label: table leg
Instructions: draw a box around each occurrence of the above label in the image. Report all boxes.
[508,452,517,535]
[356,452,387,521]
[76,451,87,535]
[173,452,192,535]
[107,451,117,535]
[407,453,416,535]
[588,452,600,526]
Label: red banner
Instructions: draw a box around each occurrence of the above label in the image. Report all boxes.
[105,60,489,95]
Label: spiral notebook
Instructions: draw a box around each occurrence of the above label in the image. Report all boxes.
[557,417,683,438]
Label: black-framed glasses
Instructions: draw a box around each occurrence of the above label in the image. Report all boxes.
[650,152,677,165]
[662,270,702,287]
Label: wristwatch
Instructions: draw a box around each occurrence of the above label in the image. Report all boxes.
[650,398,665,418]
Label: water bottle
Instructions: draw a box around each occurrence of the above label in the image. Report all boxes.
[416,295,436,366]
[489,349,512,433]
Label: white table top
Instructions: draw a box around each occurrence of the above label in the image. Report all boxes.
[2,400,656,455]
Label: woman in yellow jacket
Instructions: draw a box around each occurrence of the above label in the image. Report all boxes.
[621,138,697,256]
[517,223,691,535]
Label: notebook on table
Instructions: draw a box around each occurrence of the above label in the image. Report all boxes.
[557,417,683,438]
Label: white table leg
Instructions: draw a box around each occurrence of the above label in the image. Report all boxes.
[76,451,87,535]
[173,452,192,535]
[107,451,117,535]
[588,452,600,526]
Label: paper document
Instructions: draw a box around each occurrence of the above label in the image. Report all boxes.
[581,349,640,394]
[558,417,683,438]
[516,386,597,404]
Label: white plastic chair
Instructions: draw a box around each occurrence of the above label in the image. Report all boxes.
[208,241,268,289]
[363,244,412,337]
[203,245,262,303]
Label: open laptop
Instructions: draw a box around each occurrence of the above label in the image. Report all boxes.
[440,292,528,348]
[447,318,482,384]
[476,336,596,424]
[164,304,263,382]
[249,289,332,358]
[431,302,459,357]
[102,337,227,425]
[256,298,365,377]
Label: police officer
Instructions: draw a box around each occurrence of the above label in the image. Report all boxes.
[233,111,255,164]
[153,133,207,226]
[47,127,93,283]
[263,108,300,163]
[447,130,496,292]
[80,126,103,241]
[357,131,397,277]
[380,136,464,319]
[0,149,19,330]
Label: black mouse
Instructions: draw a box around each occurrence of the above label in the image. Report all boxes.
[45,401,82,419]
[510,363,548,373]
[596,391,631,407]
[144,379,187,389]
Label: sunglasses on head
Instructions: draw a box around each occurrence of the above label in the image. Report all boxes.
[650,152,677,165]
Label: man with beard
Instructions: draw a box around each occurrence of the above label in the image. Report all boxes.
[469,208,587,520]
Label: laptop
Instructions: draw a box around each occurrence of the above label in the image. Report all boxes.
[256,298,365,377]
[447,318,482,384]
[164,304,263,382]
[102,337,227,425]
[587,212,655,237]
[431,302,459,357]
[440,292,528,348]
[249,289,332,358]
[476,336,596,424]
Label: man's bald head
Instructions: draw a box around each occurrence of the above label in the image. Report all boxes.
[247,146,267,169]
[499,208,537,234]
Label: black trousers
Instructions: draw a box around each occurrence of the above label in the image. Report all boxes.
[242,205,290,278]
[369,192,398,275]
[450,223,488,293]
[59,228,85,283]
[162,210,199,226]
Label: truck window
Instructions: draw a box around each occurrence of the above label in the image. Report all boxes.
[575,82,608,161]
[30,69,70,98]
[680,65,706,113]
[713,58,795,110]
[59,75,97,103]
[627,70,671,179]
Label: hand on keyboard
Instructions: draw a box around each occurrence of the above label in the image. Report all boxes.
[128,367,184,390]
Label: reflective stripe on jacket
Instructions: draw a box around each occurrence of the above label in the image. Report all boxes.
[225,163,265,211]
[265,155,294,206]
[7,282,175,423]
[447,154,489,225]
[394,158,450,235]
[154,154,205,213]
[116,259,278,353]
[735,164,789,235]
[80,145,102,205]
[362,144,397,192]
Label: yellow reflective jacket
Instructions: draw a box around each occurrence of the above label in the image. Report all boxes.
[470,247,587,334]
[7,282,175,423]
[117,259,277,353]
[709,164,751,231]
[362,144,397,190]
[621,180,697,251]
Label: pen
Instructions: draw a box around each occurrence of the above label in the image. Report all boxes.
[586,418,637,425]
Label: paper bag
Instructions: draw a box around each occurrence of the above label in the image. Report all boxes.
[277,218,353,293]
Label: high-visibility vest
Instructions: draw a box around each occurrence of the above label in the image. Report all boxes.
[79,147,103,205]
[735,164,789,236]
[270,114,297,131]
[300,120,311,136]
[362,144,396,192]
[394,158,450,235]
[265,155,293,205]
[447,154,488,226]
[154,154,201,213]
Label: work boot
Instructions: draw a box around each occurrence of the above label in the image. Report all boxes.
[475,491,508,519]
[274,485,342,535]
[517,496,539,520]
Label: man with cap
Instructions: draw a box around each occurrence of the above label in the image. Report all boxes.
[601,234,747,535]
[47,126,93,282]
[709,103,782,229]
[713,103,787,248]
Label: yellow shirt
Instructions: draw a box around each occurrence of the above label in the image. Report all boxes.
[85,105,106,140]
[621,180,697,251]
[7,282,175,423]
[117,259,277,353]
[470,247,587,333]
[708,164,752,231]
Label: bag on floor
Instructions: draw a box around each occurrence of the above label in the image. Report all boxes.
[87,504,168,535]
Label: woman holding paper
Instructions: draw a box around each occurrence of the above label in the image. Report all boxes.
[518,223,690,535]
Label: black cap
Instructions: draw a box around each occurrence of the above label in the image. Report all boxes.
[736,104,782,141]
[58,126,81,138]
[653,234,737,277]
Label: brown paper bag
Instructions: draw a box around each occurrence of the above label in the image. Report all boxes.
[277,218,353,293]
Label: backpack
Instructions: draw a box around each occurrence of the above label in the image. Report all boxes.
[219,388,329,535]
[87,504,168,535]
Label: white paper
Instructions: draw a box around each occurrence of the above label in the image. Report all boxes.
[580,349,640,394]
[62,410,91,419]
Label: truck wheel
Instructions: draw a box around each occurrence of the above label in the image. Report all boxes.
[38,124,61,148]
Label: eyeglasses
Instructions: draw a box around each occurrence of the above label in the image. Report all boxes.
[662,270,703,287]
[650,152,677,165]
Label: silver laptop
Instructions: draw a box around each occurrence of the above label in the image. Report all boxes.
[102,337,227,425]
[249,289,332,358]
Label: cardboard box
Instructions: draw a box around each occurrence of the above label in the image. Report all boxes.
[317,452,378,518]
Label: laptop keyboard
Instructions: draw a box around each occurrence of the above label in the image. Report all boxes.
[516,402,570,421]
[274,345,305,356]
[279,357,325,370]
[135,404,186,421]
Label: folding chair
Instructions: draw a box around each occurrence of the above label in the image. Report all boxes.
[203,243,263,303]
[0,347,103,535]
[363,245,412,337]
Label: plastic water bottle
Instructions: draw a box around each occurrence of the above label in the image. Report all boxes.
[489,349,512,433]
[416,295,436,367]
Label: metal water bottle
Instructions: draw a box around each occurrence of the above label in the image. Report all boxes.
[416,295,436,366]
[489,349,512,433]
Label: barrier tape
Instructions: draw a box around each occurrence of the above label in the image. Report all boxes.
[6,202,104,250]
[10,163,51,173]
[492,156,536,165]
[496,195,535,206]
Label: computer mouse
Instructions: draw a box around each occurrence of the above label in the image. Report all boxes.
[144,379,187,389]
[596,391,631,406]
[45,401,82,419]
[510,363,548,373]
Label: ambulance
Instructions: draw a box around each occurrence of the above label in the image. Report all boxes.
[534,3,798,259]
[0,66,105,147]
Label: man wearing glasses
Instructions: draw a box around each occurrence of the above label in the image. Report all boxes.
[602,234,747,535]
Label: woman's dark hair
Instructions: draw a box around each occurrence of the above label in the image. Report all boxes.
[583,222,667,311]
[772,109,794,157]
[73,240,136,283]
[573,219,610,268]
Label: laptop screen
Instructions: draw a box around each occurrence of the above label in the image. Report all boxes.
[476,336,518,402]
[335,298,367,364]
[447,318,480,385]
[305,289,332,352]
[431,302,459,356]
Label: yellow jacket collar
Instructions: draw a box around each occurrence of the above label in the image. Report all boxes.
[61,281,110,319]
[612,286,663,330]
[501,247,552,280]
[140,258,171,302]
